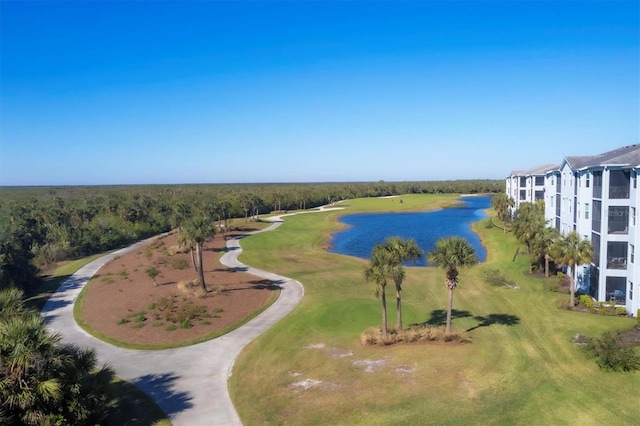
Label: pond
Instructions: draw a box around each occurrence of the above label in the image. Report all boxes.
[328,195,491,266]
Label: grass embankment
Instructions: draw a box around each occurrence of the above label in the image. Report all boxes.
[229,193,639,425]
[35,255,171,426]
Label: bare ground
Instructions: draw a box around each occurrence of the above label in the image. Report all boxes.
[80,230,276,346]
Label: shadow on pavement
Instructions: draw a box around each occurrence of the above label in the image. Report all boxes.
[133,372,193,417]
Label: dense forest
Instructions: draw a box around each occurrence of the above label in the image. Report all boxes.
[0,180,502,292]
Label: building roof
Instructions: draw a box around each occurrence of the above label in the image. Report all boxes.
[508,163,558,177]
[567,144,640,170]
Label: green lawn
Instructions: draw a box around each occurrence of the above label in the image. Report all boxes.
[229,193,639,425]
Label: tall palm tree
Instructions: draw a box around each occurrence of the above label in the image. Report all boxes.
[364,245,395,337]
[178,215,216,294]
[551,231,593,307]
[427,237,478,334]
[380,237,423,330]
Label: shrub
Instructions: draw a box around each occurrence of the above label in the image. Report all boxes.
[578,295,594,310]
[484,268,518,289]
[180,320,193,329]
[587,331,640,372]
[166,324,177,331]
[170,258,189,270]
[360,326,469,346]
[117,318,129,325]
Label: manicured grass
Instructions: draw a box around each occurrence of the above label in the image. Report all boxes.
[229,194,639,425]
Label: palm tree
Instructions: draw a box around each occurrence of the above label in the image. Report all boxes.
[364,245,395,337]
[512,201,546,273]
[379,237,423,330]
[427,237,478,334]
[551,231,593,307]
[491,193,515,232]
[531,226,559,277]
[178,215,216,294]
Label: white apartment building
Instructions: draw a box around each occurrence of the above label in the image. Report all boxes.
[508,144,640,317]
[505,163,558,212]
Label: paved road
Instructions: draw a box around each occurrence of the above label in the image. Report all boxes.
[42,216,310,425]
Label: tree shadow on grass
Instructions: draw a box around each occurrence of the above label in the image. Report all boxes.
[466,313,520,332]
[410,309,520,332]
[413,309,474,327]
[132,372,192,417]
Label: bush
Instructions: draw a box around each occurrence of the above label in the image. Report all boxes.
[484,268,518,289]
[587,331,640,372]
[170,258,189,270]
[360,326,469,346]
[578,295,594,310]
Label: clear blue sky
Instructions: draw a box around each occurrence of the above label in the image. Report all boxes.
[1,1,638,185]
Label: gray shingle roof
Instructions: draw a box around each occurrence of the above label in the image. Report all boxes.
[509,163,558,177]
[572,144,640,169]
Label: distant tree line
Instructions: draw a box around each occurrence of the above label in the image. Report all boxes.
[0,180,502,292]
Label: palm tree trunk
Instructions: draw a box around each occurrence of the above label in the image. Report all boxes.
[381,289,388,337]
[197,242,206,293]
[396,284,402,331]
[545,254,550,278]
[569,265,576,307]
[446,288,454,334]
[190,247,198,273]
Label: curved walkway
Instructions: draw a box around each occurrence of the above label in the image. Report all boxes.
[42,207,342,425]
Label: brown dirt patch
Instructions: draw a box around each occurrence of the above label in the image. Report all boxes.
[81,230,277,346]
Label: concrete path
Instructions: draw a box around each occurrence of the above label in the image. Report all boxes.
[42,207,342,425]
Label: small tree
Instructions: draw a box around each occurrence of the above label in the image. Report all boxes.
[145,266,160,287]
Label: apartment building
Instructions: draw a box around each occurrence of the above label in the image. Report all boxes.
[508,144,640,317]
[505,163,557,211]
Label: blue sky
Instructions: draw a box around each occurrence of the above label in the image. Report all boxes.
[1,1,638,185]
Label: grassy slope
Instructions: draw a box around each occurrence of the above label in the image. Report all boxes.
[229,194,639,425]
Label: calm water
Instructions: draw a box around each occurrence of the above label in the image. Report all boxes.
[329,195,490,266]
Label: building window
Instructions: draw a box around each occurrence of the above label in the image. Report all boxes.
[535,176,544,186]
[631,244,635,264]
[608,206,629,234]
[607,242,628,270]
[586,171,590,188]
[585,203,589,219]
[520,177,527,187]
[609,170,630,199]
[606,277,626,304]
[550,196,554,207]
[632,207,636,226]
[630,282,633,301]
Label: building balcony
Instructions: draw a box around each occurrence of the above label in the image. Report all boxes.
[606,257,627,270]
[609,185,630,199]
